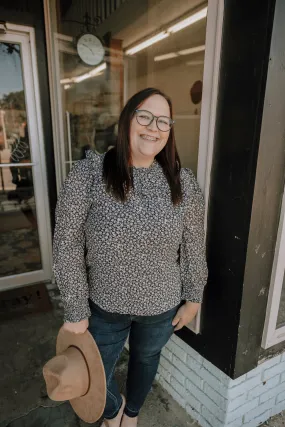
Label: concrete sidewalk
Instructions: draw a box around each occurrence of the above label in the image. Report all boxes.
[0,289,284,427]
[0,289,197,427]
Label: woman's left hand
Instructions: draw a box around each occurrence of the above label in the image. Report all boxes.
[172,301,201,331]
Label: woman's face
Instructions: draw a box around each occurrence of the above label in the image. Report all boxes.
[129,94,171,164]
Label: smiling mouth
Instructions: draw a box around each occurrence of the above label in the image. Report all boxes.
[140,134,159,142]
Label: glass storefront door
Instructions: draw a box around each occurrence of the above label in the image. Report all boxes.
[0,26,52,290]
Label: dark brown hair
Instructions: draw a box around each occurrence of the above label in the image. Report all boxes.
[103,87,182,205]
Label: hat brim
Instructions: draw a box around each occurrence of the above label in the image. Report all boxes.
[56,326,106,423]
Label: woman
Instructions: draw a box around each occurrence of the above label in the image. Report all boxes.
[53,88,208,427]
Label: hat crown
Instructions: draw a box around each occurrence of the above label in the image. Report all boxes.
[42,327,106,423]
[43,346,89,401]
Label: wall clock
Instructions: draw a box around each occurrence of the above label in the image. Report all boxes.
[76,33,105,66]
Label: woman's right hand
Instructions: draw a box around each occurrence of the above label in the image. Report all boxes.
[62,318,89,334]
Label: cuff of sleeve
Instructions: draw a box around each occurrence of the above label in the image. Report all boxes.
[181,286,205,304]
[62,298,91,323]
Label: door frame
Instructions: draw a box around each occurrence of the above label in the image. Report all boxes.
[0,23,53,290]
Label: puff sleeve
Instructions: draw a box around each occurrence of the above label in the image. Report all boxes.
[52,157,95,322]
[180,169,208,303]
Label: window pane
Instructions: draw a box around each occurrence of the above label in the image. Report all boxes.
[0,41,42,278]
[0,43,31,164]
[0,166,42,276]
[277,272,285,328]
[53,0,208,175]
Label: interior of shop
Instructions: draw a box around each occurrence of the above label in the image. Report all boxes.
[52,0,207,175]
[0,42,42,277]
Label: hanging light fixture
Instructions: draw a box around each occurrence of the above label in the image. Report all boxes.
[125,7,207,56]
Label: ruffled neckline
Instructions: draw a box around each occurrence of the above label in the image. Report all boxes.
[131,159,159,173]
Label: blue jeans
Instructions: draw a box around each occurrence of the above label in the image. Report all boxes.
[88,300,180,419]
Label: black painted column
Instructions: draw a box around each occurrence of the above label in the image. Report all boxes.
[177,0,276,378]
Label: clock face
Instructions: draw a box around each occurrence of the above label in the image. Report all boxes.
[76,34,105,66]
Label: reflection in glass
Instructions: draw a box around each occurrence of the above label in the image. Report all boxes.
[0,166,42,277]
[54,0,207,176]
[0,42,42,277]
[0,42,31,165]
[277,273,285,328]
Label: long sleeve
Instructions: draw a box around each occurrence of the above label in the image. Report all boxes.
[53,158,94,322]
[180,169,208,303]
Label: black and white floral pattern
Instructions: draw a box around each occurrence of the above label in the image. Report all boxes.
[53,150,208,322]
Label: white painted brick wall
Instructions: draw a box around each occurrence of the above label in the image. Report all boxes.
[248,375,280,400]
[276,389,285,404]
[156,335,285,427]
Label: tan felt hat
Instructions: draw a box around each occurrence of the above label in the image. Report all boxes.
[43,326,106,423]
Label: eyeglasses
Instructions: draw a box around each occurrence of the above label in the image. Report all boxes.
[134,109,174,132]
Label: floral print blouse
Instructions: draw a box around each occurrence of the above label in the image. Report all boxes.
[53,150,208,322]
